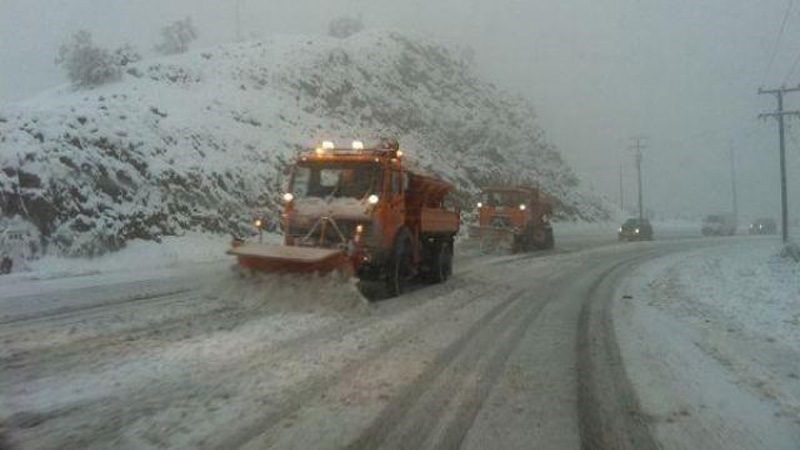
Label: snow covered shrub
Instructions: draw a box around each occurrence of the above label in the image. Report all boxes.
[56,30,121,87]
[113,44,142,67]
[328,15,364,39]
[781,242,800,262]
[155,17,197,55]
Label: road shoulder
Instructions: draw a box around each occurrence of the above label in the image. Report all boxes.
[613,241,800,449]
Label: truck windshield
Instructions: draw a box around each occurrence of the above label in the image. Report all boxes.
[483,191,525,207]
[292,163,381,200]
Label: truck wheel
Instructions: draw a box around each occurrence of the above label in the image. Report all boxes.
[543,227,555,249]
[444,238,454,278]
[427,239,452,284]
[386,230,413,297]
[0,257,11,275]
[512,235,524,254]
[533,226,554,250]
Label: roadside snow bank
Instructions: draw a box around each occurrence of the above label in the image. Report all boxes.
[615,239,800,449]
[34,232,231,269]
[0,232,255,284]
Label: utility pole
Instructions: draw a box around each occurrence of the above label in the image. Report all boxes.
[758,85,800,243]
[235,0,242,42]
[631,137,645,220]
[729,144,738,225]
[619,161,624,212]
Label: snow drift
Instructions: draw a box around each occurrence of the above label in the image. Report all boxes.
[0,30,607,256]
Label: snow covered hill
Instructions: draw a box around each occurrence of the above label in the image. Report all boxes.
[0,30,608,256]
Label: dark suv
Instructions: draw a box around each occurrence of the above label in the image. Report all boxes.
[618,218,653,241]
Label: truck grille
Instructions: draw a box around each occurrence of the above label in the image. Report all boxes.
[288,218,362,248]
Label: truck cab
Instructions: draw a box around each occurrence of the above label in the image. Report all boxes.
[474,186,554,252]
[230,139,460,298]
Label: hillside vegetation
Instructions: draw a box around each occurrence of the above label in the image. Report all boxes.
[0,31,607,255]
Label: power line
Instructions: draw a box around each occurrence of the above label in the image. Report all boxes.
[784,46,800,85]
[764,0,796,85]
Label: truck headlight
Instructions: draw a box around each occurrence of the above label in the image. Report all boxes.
[368,194,380,205]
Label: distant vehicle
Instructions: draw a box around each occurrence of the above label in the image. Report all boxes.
[701,214,737,236]
[0,227,29,274]
[618,217,653,241]
[749,218,777,235]
[471,185,555,253]
[228,139,461,298]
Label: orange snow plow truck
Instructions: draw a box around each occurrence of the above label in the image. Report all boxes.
[471,185,554,253]
[228,139,460,297]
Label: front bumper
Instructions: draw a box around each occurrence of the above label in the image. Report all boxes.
[618,231,648,240]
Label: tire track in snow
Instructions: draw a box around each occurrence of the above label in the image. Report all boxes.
[214,282,515,450]
[340,283,558,449]
[5,277,502,450]
[0,287,195,328]
[576,251,662,450]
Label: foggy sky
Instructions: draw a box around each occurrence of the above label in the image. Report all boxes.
[1,0,798,221]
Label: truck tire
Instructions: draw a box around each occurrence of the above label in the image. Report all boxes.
[543,227,555,249]
[512,235,525,253]
[0,257,11,275]
[426,238,452,284]
[533,226,554,250]
[444,237,454,278]
[385,229,413,298]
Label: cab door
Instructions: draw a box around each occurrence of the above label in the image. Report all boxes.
[385,169,407,238]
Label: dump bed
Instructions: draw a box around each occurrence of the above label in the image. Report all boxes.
[421,207,460,233]
[407,170,459,235]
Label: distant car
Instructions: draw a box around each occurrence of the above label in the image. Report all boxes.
[749,218,777,235]
[701,214,736,236]
[0,226,36,275]
[0,229,23,275]
[618,218,653,241]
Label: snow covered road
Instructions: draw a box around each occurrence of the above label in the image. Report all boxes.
[1,232,734,449]
[615,238,800,449]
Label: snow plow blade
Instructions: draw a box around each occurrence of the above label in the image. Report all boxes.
[228,243,350,274]
[470,226,516,254]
